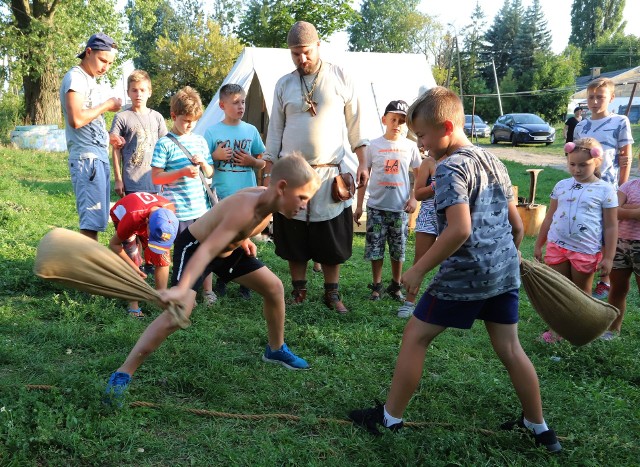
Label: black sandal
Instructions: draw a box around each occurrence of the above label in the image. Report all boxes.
[386,280,405,302]
[367,282,383,301]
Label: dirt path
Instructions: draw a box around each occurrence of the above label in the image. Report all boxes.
[485,146,568,172]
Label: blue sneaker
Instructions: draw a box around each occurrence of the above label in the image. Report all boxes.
[103,371,131,407]
[262,343,310,370]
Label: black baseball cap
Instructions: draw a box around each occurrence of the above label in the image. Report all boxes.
[384,100,408,116]
[77,33,117,59]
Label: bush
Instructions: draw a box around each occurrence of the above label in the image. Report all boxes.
[0,91,25,146]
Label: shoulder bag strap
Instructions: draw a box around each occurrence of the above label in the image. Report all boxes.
[165,133,218,207]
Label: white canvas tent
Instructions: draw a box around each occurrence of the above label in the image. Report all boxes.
[194,47,437,173]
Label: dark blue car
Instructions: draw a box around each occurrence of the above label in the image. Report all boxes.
[490,113,555,146]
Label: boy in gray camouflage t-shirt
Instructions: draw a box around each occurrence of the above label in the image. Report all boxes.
[349,87,562,453]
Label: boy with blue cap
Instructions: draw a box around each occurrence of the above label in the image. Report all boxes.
[60,32,123,241]
[109,192,179,317]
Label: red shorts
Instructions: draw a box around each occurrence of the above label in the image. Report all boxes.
[544,242,602,274]
[123,235,171,268]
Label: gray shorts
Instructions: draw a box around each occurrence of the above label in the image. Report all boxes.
[68,155,110,232]
[364,207,408,262]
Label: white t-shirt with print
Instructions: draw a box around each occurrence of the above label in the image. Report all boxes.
[547,177,618,255]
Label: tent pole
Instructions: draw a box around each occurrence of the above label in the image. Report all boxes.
[371,83,384,133]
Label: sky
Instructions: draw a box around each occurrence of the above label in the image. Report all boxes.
[421,0,640,54]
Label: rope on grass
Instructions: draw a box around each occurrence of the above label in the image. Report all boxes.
[24,385,496,435]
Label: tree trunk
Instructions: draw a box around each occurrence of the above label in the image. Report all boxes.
[23,60,62,126]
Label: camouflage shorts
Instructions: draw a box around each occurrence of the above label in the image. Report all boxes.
[364,207,408,261]
[613,238,640,275]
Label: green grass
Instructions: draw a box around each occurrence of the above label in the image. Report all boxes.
[1,148,639,465]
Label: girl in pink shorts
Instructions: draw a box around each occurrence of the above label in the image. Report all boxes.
[534,138,618,342]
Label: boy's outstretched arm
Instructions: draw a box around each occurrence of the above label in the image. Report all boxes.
[402,203,471,295]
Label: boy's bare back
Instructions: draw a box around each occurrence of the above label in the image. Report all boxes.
[189,187,271,257]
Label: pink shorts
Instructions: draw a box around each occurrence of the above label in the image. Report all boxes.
[544,242,602,274]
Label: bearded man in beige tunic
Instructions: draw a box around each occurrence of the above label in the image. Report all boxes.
[262,21,369,313]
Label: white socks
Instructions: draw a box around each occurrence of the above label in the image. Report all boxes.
[523,416,549,434]
[383,405,403,427]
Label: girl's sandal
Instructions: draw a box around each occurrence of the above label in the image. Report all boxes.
[367,282,383,301]
[128,308,145,319]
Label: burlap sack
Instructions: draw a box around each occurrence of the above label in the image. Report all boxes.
[520,258,619,345]
[34,228,190,329]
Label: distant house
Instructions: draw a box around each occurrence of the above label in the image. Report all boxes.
[569,66,640,122]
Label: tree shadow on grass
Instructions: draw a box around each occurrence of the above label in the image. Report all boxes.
[18,178,74,198]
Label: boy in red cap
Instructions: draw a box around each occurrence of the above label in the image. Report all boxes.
[109,192,179,317]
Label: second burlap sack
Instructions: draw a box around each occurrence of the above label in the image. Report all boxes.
[520,258,619,346]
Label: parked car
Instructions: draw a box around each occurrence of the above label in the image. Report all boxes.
[464,114,491,138]
[490,113,555,146]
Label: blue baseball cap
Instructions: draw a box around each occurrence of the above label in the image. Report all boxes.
[77,33,117,59]
[147,208,179,255]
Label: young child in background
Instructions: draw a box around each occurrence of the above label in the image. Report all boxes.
[534,138,618,343]
[354,100,421,303]
[108,192,178,317]
[605,176,640,339]
[349,87,561,453]
[104,154,321,406]
[204,83,266,300]
[396,153,437,318]
[151,86,217,306]
[110,70,167,198]
[573,77,633,299]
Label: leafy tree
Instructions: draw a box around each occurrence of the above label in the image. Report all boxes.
[581,34,640,73]
[210,0,242,36]
[348,0,429,53]
[569,0,626,47]
[151,18,242,113]
[236,0,356,48]
[412,14,444,64]
[525,52,576,121]
[0,0,127,125]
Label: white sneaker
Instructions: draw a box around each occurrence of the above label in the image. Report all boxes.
[397,301,415,318]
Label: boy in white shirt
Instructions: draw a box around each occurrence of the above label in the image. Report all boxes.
[354,100,421,303]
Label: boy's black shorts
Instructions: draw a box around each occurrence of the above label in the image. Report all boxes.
[171,228,263,290]
[272,207,353,265]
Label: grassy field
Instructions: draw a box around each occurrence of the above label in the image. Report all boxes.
[1,148,639,466]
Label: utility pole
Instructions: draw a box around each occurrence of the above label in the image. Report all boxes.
[492,57,503,116]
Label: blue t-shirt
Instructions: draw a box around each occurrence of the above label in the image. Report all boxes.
[427,145,520,301]
[151,132,213,221]
[203,121,266,200]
